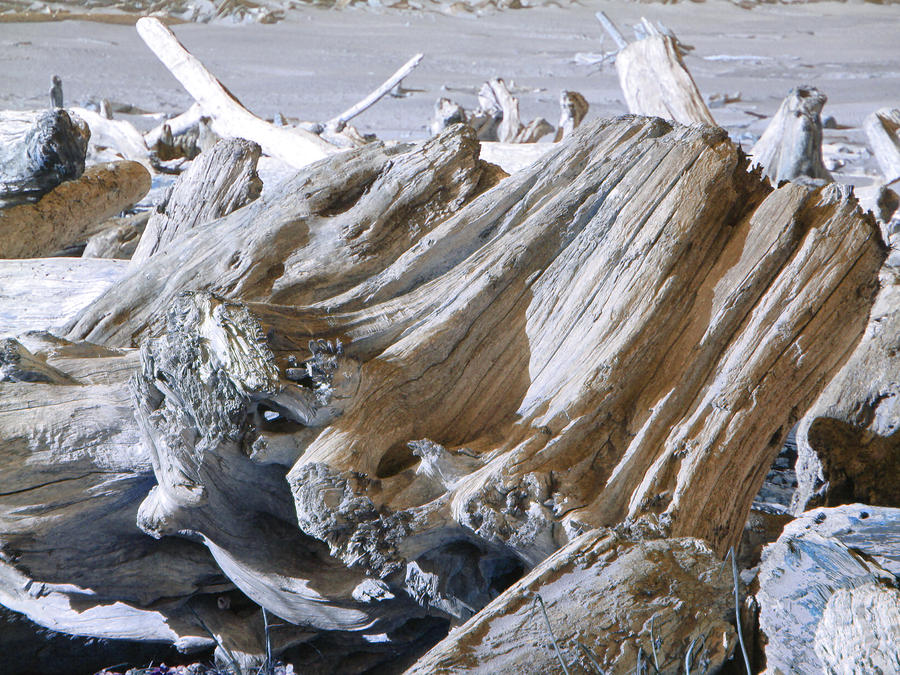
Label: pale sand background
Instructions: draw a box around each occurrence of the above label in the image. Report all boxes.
[1,2,899,186]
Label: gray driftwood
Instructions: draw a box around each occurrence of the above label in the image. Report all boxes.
[758,504,900,674]
[131,138,262,265]
[600,14,715,126]
[864,107,900,184]
[750,86,832,184]
[1,117,885,666]
[554,90,589,142]
[0,160,150,259]
[792,263,900,513]
[407,530,738,674]
[0,109,90,208]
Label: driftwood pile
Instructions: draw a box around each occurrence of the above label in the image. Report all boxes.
[2,13,900,675]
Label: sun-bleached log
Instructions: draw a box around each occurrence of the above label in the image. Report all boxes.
[864,107,900,184]
[130,138,262,264]
[0,258,129,338]
[0,109,89,208]
[605,15,715,127]
[750,86,832,185]
[0,160,150,259]
[69,106,152,169]
[135,17,337,169]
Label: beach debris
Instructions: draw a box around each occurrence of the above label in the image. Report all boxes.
[597,11,716,126]
[750,86,831,184]
[864,107,900,184]
[0,159,150,258]
[0,108,89,207]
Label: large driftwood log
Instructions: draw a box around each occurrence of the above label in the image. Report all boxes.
[0,109,90,207]
[131,138,262,264]
[69,106,152,169]
[135,17,337,169]
[864,107,900,184]
[0,161,150,259]
[406,530,738,674]
[67,125,503,343]
[2,117,885,665]
[750,86,832,185]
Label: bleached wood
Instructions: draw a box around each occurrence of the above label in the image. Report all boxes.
[615,34,716,126]
[70,106,151,169]
[135,17,336,169]
[130,138,262,264]
[326,53,423,132]
[554,90,589,142]
[1,117,885,667]
[0,258,129,338]
[864,107,900,184]
[0,160,150,259]
[750,86,832,184]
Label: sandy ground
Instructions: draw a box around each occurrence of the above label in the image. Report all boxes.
[1,2,899,187]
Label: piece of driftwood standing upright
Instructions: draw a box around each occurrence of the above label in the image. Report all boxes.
[751,86,832,184]
[131,138,262,264]
[599,12,715,127]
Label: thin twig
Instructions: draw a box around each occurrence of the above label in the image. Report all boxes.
[577,641,605,675]
[649,616,660,674]
[326,54,424,132]
[530,593,571,675]
[263,607,273,675]
[684,638,696,675]
[727,546,752,675]
[188,605,243,675]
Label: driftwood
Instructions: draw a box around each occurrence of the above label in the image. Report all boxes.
[600,13,715,126]
[0,109,90,207]
[82,211,150,259]
[69,106,152,169]
[864,107,900,184]
[0,259,129,337]
[0,160,150,259]
[131,138,262,264]
[135,17,337,169]
[792,264,900,512]
[758,504,900,674]
[1,117,885,665]
[326,53,423,133]
[554,90,589,142]
[750,86,832,185]
[406,530,738,674]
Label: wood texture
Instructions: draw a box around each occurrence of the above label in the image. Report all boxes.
[864,107,900,184]
[406,531,738,674]
[750,86,832,184]
[0,160,150,259]
[1,116,885,664]
[130,138,262,264]
[615,34,716,126]
[0,109,89,207]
